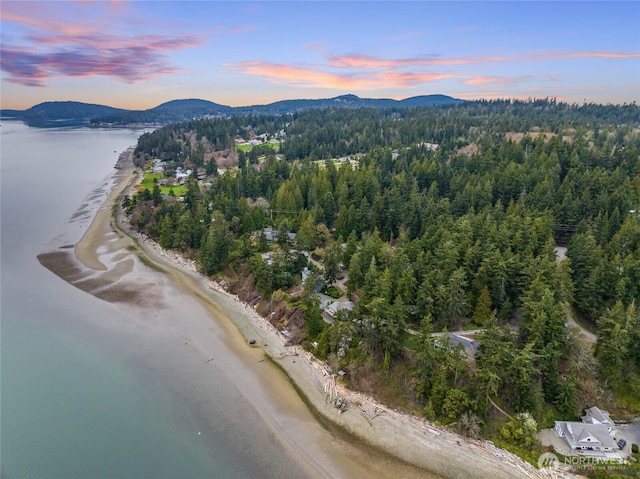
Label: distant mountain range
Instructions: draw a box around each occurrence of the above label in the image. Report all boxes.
[0,94,464,127]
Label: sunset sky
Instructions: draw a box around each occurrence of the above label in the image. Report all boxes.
[1,1,639,110]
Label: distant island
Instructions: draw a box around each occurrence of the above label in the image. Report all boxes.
[0,94,464,127]
[0,101,127,127]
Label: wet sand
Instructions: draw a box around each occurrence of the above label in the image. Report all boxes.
[38,148,548,479]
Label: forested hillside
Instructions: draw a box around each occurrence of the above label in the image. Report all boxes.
[125,99,640,467]
[1,101,126,127]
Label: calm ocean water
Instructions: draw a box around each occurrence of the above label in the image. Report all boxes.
[0,122,313,479]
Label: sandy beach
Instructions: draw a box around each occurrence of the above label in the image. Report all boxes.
[38,148,553,479]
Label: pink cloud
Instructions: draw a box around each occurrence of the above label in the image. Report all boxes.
[1,1,206,86]
[462,75,533,88]
[559,52,640,60]
[226,61,450,90]
[106,0,130,15]
[23,31,202,51]
[230,47,638,93]
[377,71,452,86]
[1,44,184,87]
[327,53,523,69]
[327,51,640,69]
[327,54,420,69]
[2,2,103,37]
[227,61,357,88]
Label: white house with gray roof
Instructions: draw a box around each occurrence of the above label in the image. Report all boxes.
[554,406,618,454]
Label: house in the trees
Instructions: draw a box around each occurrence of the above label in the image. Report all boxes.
[554,406,618,455]
[175,167,192,183]
[152,158,165,175]
[323,301,354,322]
[301,267,322,292]
[259,227,296,244]
[261,227,276,242]
[439,332,478,357]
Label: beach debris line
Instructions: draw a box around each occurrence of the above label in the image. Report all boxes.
[120,215,552,479]
[333,396,348,413]
[356,402,386,426]
[275,350,298,359]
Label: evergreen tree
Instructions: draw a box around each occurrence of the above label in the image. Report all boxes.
[201,211,232,275]
[297,214,317,251]
[322,246,341,289]
[473,285,495,326]
[152,182,162,206]
[595,301,630,385]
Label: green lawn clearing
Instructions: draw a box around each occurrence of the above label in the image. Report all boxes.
[138,172,187,196]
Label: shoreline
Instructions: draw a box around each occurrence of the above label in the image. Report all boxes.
[41,147,550,479]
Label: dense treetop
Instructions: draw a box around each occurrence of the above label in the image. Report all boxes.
[126,98,640,467]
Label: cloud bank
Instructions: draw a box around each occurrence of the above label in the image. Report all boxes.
[1,2,205,87]
[228,51,638,92]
